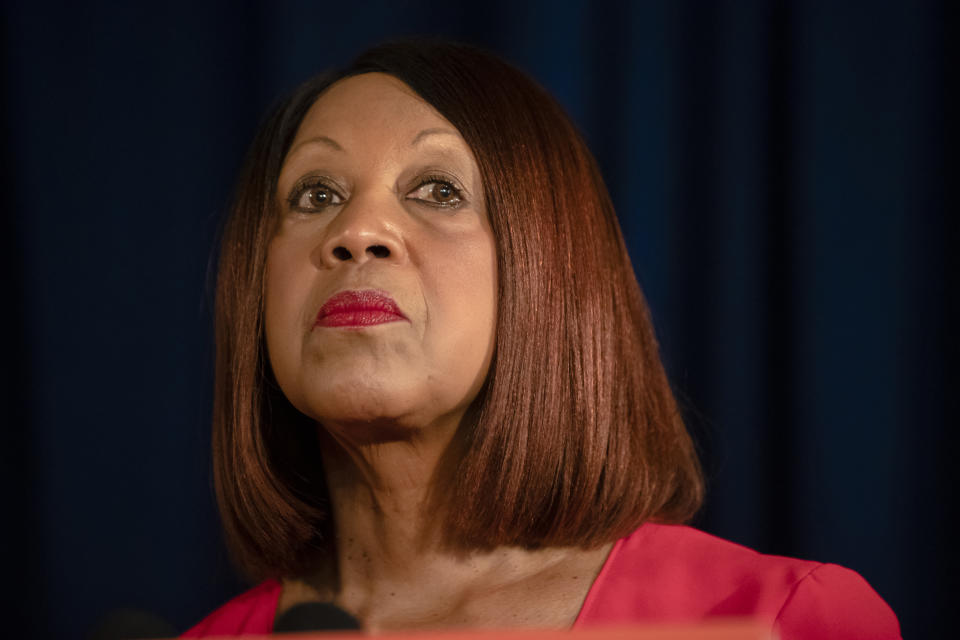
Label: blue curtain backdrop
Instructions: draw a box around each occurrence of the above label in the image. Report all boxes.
[2,1,952,638]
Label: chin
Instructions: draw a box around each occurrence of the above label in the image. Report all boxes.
[297,381,423,441]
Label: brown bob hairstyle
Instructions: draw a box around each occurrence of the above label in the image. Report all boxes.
[213,40,703,580]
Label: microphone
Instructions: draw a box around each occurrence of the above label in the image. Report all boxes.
[86,608,177,640]
[273,602,362,632]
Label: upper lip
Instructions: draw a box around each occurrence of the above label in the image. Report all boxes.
[315,289,407,324]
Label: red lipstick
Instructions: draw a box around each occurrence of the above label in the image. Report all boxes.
[315,289,407,328]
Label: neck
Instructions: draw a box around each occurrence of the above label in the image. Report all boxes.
[323,436,449,568]
[310,423,564,601]
[285,423,612,631]
[315,417,470,581]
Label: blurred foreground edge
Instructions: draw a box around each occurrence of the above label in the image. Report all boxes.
[174,619,775,639]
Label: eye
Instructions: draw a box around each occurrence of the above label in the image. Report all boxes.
[287,178,344,212]
[407,177,464,208]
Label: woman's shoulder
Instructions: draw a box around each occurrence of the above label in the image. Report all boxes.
[181,579,281,637]
[181,526,900,638]
[577,523,901,639]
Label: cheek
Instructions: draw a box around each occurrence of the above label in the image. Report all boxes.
[425,231,498,368]
[263,239,312,396]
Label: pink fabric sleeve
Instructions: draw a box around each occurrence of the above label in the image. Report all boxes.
[773,563,901,640]
[181,580,281,637]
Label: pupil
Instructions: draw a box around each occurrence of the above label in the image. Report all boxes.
[436,184,452,200]
[312,190,328,204]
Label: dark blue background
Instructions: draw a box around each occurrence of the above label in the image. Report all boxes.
[2,1,952,638]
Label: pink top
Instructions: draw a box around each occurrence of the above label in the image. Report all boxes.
[183,524,900,639]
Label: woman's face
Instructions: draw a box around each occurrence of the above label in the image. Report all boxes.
[265,73,497,443]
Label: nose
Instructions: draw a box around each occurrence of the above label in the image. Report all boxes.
[316,193,406,268]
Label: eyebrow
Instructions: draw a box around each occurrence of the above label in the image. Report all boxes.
[410,127,460,146]
[288,128,461,158]
[288,135,344,156]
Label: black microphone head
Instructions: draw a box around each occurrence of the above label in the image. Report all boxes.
[86,608,177,640]
[273,602,361,632]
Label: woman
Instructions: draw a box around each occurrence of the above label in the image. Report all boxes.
[185,41,899,638]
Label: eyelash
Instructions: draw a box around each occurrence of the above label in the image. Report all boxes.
[286,176,343,211]
[286,174,466,212]
[410,173,465,209]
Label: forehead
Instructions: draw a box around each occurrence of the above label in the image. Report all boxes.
[291,73,455,147]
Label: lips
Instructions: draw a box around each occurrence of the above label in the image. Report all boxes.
[315,289,408,328]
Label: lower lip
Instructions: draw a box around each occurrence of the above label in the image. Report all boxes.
[316,310,406,328]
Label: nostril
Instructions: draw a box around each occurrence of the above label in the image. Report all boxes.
[332,246,352,261]
[367,245,390,259]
